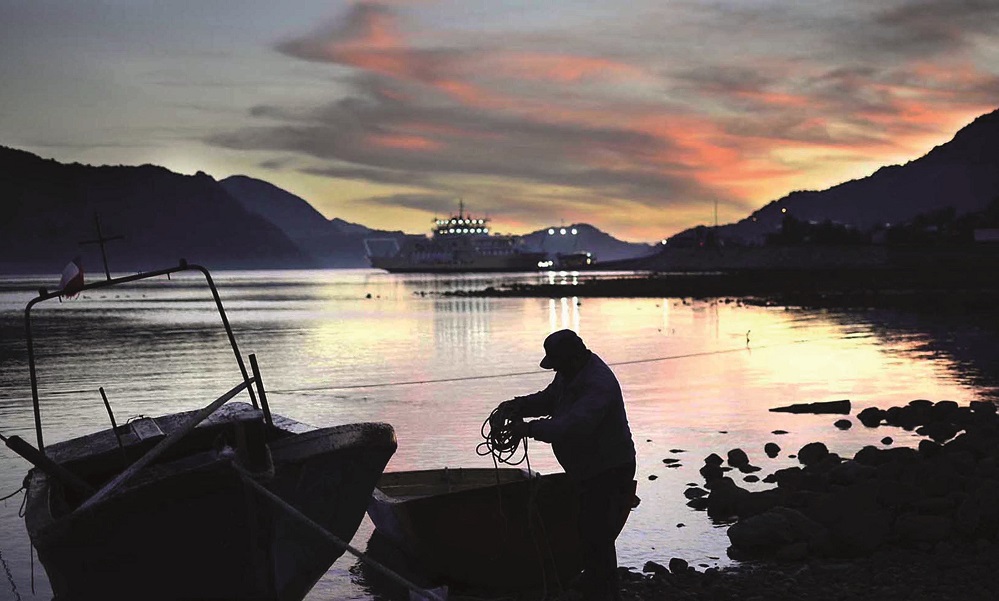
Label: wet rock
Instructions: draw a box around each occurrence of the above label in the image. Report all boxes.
[834,419,852,430]
[881,436,893,445]
[662,457,680,464]
[764,442,781,458]
[770,399,850,414]
[648,475,658,480]
[970,400,997,416]
[706,478,751,518]
[686,497,709,510]
[772,430,788,435]
[797,442,830,467]
[827,460,876,486]
[916,421,960,443]
[727,448,750,469]
[858,406,885,427]
[684,487,708,499]
[744,475,760,483]
[704,453,724,466]
[930,400,960,422]
[728,507,828,555]
[642,560,668,577]
[700,463,724,481]
[668,557,689,574]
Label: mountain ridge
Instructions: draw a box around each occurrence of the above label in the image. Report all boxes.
[678,107,999,245]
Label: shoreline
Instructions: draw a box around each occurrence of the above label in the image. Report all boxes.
[445,265,999,314]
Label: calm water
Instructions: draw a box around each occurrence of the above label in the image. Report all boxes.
[1,269,997,600]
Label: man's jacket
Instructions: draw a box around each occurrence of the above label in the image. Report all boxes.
[512,352,636,481]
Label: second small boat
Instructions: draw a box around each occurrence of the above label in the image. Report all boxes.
[366,467,636,591]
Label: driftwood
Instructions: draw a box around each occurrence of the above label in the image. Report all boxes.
[769,399,851,414]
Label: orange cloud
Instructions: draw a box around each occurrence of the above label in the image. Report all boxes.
[368,133,443,151]
[496,53,646,83]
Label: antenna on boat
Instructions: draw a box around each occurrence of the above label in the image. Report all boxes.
[79,212,123,281]
[458,198,464,220]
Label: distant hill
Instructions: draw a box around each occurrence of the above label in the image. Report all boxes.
[0,147,312,274]
[219,175,409,268]
[0,145,655,273]
[672,107,999,245]
[520,223,655,262]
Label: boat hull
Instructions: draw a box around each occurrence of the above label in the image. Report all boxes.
[367,468,633,590]
[25,409,397,601]
[369,252,547,273]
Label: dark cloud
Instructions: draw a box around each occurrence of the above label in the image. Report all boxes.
[874,0,999,56]
[354,193,463,215]
[301,165,431,186]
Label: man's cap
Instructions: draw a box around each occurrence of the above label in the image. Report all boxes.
[540,329,587,369]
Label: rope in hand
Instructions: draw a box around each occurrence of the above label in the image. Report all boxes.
[476,406,530,467]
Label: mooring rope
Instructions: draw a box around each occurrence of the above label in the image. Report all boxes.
[269,337,819,396]
[233,465,446,601]
[0,486,25,504]
[0,545,22,601]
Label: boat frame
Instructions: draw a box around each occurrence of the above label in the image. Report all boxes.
[15,259,398,601]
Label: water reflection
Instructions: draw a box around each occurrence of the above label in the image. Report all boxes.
[548,296,581,333]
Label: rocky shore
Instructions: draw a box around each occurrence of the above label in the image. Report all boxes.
[610,398,999,601]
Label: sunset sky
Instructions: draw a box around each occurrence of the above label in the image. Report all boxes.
[2,0,998,242]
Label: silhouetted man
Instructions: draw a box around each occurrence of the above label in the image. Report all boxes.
[495,329,636,601]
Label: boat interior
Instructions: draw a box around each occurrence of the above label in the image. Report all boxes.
[375,467,534,501]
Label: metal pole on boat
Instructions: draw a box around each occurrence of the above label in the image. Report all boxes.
[248,354,273,426]
[235,468,448,601]
[99,387,127,463]
[1,432,95,498]
[192,264,259,410]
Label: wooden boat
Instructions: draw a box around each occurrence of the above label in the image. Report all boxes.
[11,261,397,601]
[366,467,636,590]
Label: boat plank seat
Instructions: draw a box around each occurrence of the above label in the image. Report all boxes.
[48,402,269,480]
[129,418,165,443]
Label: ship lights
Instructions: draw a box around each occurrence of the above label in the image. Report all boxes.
[560,228,566,235]
[548,228,555,235]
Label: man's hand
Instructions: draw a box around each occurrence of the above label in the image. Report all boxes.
[509,418,529,439]
[497,399,520,418]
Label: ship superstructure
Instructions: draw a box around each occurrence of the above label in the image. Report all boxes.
[368,202,547,273]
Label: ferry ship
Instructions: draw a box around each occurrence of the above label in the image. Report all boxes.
[366,202,547,273]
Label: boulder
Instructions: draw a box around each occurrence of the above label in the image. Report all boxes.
[764,442,781,458]
[770,400,850,414]
[668,557,689,574]
[728,507,828,554]
[798,442,830,467]
[857,406,885,427]
[727,448,750,469]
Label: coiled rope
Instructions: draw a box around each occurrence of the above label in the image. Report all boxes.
[476,407,531,468]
